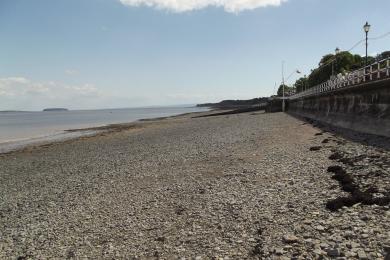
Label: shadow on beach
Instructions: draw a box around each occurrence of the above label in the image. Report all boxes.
[289,113,390,151]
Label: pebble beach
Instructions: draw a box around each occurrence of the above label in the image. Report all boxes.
[0,111,389,259]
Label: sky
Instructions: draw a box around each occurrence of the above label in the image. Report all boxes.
[0,0,389,110]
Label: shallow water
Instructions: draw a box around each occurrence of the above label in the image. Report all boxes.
[0,106,208,152]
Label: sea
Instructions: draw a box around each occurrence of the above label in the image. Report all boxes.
[0,106,209,153]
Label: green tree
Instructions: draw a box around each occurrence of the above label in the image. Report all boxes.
[293,50,388,92]
[277,84,295,97]
[301,51,377,90]
[294,76,308,93]
[377,51,390,60]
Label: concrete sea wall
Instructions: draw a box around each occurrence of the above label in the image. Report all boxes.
[265,99,283,113]
[287,79,390,137]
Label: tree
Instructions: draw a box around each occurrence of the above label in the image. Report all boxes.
[300,51,378,90]
[277,84,295,97]
[377,51,390,60]
[294,76,308,93]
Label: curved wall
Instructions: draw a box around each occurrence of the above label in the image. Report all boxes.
[287,80,390,137]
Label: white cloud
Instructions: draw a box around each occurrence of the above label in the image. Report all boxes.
[0,77,109,110]
[0,77,39,97]
[0,76,172,110]
[119,0,287,13]
[0,77,101,98]
[0,77,259,111]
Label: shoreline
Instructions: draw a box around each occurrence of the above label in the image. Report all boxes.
[0,109,214,155]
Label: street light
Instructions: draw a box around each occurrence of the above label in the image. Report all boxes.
[333,47,341,76]
[282,61,301,112]
[363,22,371,66]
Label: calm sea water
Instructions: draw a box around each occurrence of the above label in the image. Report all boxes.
[0,106,208,150]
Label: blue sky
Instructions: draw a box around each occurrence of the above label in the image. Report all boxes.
[0,0,389,110]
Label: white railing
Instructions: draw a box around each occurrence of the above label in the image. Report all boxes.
[289,57,390,100]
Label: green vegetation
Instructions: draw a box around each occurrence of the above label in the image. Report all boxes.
[276,84,294,97]
[197,97,269,108]
[286,50,390,95]
[293,77,308,93]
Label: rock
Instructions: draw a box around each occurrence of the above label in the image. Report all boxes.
[315,225,325,231]
[310,146,322,151]
[313,249,325,255]
[344,231,354,239]
[156,236,166,242]
[327,248,341,257]
[345,251,357,258]
[283,235,299,244]
[357,250,368,259]
[274,248,284,255]
[350,242,360,249]
[360,215,370,221]
[319,243,329,249]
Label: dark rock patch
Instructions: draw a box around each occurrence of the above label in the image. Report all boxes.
[329,152,343,160]
[327,165,345,175]
[251,226,265,257]
[326,196,358,211]
[326,165,390,211]
[175,206,185,215]
[156,236,166,242]
[198,188,206,194]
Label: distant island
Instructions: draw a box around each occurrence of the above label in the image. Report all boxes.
[197,97,269,109]
[43,108,69,112]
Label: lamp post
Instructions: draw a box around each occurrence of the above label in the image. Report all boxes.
[333,47,340,76]
[363,22,371,66]
[282,62,301,112]
[282,61,285,112]
[304,75,308,91]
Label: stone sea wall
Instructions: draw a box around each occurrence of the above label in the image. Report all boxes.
[287,79,390,137]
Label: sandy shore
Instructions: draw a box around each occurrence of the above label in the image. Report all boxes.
[0,111,389,259]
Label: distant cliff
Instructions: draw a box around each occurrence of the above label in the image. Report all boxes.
[197,97,269,109]
[43,108,69,112]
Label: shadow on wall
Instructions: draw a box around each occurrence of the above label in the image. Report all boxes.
[289,113,390,151]
[265,98,283,113]
[287,79,390,138]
